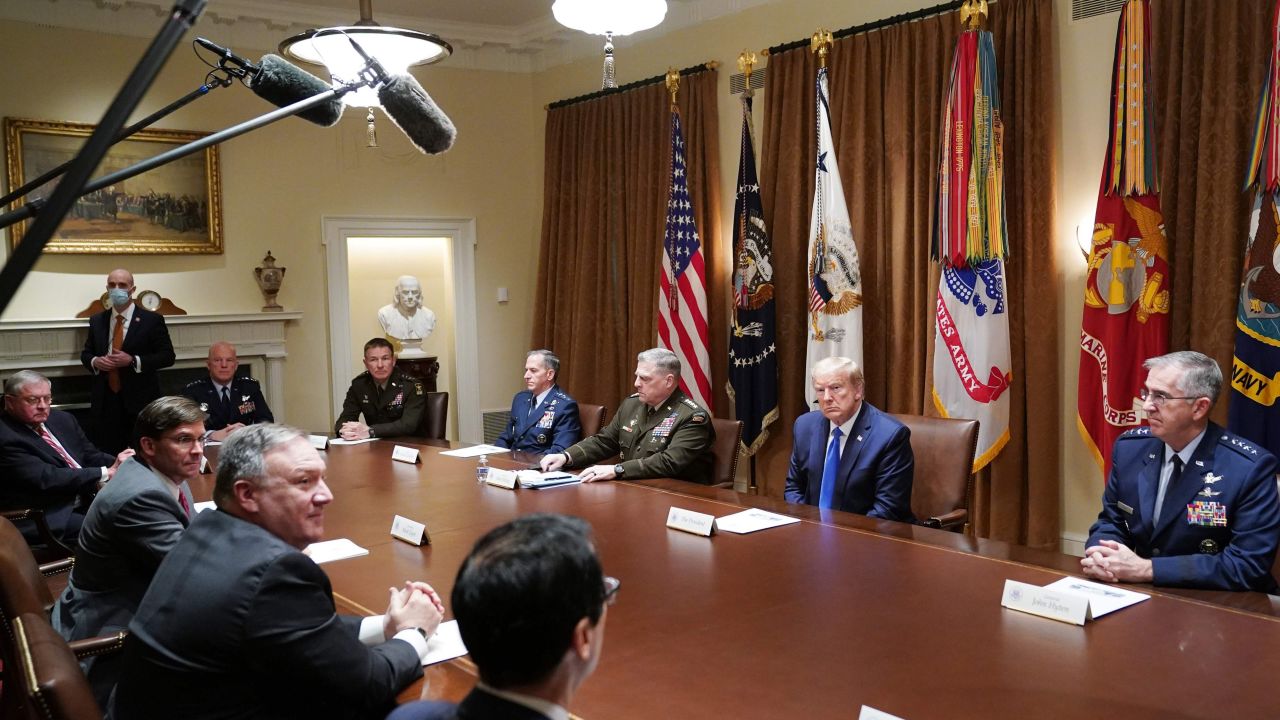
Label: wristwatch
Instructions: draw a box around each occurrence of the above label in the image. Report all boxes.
[412,626,429,640]
[613,464,625,477]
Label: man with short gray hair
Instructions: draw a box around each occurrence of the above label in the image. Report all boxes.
[1084,351,1280,591]
[495,349,581,454]
[542,348,714,484]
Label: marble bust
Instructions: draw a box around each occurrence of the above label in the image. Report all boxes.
[377,275,436,358]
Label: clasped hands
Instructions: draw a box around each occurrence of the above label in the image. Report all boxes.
[384,581,444,640]
[1080,539,1154,583]
[338,421,371,440]
[95,349,134,371]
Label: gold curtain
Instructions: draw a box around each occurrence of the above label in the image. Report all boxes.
[757,0,1060,547]
[533,70,724,412]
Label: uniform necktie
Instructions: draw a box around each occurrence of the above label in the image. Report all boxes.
[527,396,538,420]
[818,427,843,509]
[108,314,124,393]
[36,424,81,469]
[1154,454,1183,526]
[221,386,231,412]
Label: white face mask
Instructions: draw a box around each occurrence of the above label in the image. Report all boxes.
[108,288,131,307]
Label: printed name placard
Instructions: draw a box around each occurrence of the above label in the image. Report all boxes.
[1000,579,1092,626]
[390,515,430,545]
[308,435,329,450]
[199,455,210,474]
[391,445,421,464]
[485,467,519,490]
[666,507,716,537]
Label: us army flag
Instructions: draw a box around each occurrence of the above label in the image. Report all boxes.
[805,66,863,407]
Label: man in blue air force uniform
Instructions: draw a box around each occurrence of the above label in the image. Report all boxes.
[182,342,274,442]
[495,349,580,455]
[1084,351,1280,592]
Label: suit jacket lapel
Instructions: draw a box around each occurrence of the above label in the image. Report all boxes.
[809,417,830,499]
[1136,440,1162,539]
[1152,428,1218,541]
[516,393,544,437]
[835,405,873,505]
[121,311,145,354]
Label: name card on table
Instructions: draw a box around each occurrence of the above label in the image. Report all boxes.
[391,515,430,545]
[1000,579,1092,626]
[308,435,329,450]
[485,467,519,490]
[391,445,421,464]
[199,455,210,474]
[666,507,716,537]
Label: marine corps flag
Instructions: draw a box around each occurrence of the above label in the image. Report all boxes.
[931,5,1012,472]
[1077,0,1170,478]
[727,91,779,454]
[1230,0,1280,459]
[805,34,863,408]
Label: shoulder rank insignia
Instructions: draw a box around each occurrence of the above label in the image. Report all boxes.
[690,413,707,425]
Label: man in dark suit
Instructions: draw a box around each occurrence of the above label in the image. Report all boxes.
[495,349,581,455]
[80,268,176,454]
[182,341,274,441]
[389,514,612,720]
[0,370,132,545]
[113,423,444,719]
[51,395,204,707]
[335,337,426,439]
[784,356,915,521]
[1084,351,1280,592]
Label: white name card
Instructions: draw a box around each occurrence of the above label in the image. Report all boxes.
[199,455,210,474]
[390,515,429,545]
[858,706,906,720]
[1001,579,1092,626]
[666,507,715,537]
[308,435,329,450]
[391,445,421,464]
[485,467,519,490]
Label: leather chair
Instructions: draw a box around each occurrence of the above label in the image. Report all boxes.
[0,508,74,563]
[710,419,744,489]
[577,403,607,439]
[10,612,104,720]
[418,391,449,440]
[889,413,979,532]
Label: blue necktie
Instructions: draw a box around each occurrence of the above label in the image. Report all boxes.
[527,396,538,420]
[818,427,843,509]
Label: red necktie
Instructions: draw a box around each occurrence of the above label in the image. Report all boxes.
[37,424,81,469]
[108,314,124,393]
[178,489,190,517]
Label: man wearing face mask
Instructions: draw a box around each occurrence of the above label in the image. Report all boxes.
[80,268,175,454]
[378,275,437,341]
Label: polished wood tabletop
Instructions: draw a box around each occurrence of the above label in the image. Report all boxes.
[192,440,1280,720]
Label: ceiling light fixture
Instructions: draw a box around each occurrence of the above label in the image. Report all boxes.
[552,0,668,89]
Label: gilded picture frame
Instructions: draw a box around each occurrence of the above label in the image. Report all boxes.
[3,117,223,254]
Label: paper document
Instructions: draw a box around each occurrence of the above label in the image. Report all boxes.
[859,706,905,720]
[439,444,510,458]
[1042,577,1149,617]
[714,508,801,534]
[329,437,378,446]
[304,538,369,564]
[517,470,580,489]
[193,501,216,514]
[422,620,469,666]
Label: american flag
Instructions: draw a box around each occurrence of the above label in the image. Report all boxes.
[658,108,712,411]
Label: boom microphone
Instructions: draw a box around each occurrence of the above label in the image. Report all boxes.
[195,38,343,127]
[377,73,457,154]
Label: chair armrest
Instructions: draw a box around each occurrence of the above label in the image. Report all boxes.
[925,509,968,532]
[39,557,75,577]
[710,481,734,489]
[68,631,127,660]
[1,507,75,559]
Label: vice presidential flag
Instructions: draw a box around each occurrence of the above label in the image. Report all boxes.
[805,66,863,408]
[657,106,712,411]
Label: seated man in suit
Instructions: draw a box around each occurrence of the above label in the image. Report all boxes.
[182,341,274,442]
[541,348,714,484]
[335,337,426,440]
[389,514,612,720]
[495,349,581,455]
[52,395,204,707]
[113,423,444,719]
[1083,351,1280,592]
[784,356,914,522]
[0,370,133,545]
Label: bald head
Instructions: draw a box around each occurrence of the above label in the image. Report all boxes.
[106,268,135,309]
[207,342,239,385]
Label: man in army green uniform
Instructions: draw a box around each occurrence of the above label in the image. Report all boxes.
[541,348,714,484]
[335,338,426,440]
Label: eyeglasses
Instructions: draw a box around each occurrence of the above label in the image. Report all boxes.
[9,394,52,407]
[602,576,620,606]
[162,433,205,450]
[1138,387,1201,407]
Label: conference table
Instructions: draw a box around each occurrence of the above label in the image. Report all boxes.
[192,438,1280,719]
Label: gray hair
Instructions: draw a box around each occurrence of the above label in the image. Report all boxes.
[527,349,560,374]
[134,396,206,443]
[1143,351,1222,404]
[4,370,49,396]
[811,356,864,386]
[636,348,680,377]
[213,423,306,506]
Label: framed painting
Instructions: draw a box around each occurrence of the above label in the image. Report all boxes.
[3,117,223,254]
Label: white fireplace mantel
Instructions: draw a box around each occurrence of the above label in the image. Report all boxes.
[0,311,302,418]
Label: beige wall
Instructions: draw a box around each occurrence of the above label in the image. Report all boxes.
[0,20,542,434]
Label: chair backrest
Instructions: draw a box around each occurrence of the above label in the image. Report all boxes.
[418,392,449,440]
[11,612,103,720]
[577,403,607,439]
[889,413,979,531]
[710,419,744,488]
[0,516,56,625]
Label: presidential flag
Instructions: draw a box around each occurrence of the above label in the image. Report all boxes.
[727,95,779,454]
[1077,0,1170,478]
[805,66,863,408]
[1230,0,1280,459]
[931,23,1012,472]
[658,106,712,411]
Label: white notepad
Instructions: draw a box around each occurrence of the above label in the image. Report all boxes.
[304,538,369,564]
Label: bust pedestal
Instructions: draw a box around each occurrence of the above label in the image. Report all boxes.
[396,356,439,392]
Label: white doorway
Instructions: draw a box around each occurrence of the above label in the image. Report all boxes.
[322,217,480,441]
